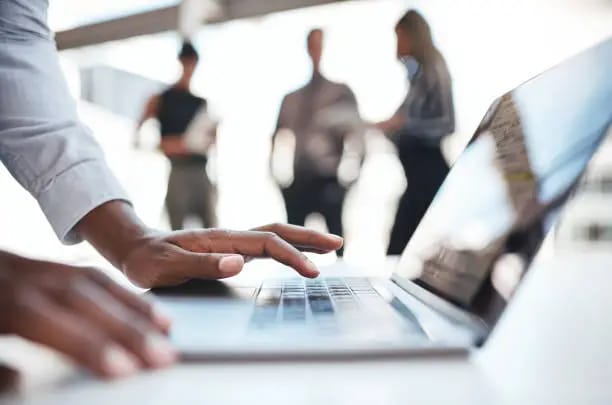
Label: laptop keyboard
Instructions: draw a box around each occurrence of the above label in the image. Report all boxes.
[249,278,410,335]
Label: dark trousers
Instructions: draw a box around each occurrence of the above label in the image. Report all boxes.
[387,140,449,255]
[283,176,346,256]
[166,162,217,230]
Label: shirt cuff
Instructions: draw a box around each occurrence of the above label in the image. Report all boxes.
[36,159,131,245]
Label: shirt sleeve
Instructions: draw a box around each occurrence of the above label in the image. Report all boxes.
[400,60,456,142]
[0,2,130,244]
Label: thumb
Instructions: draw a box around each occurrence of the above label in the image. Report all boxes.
[177,252,245,279]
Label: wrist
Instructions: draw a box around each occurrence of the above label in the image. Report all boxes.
[75,201,159,272]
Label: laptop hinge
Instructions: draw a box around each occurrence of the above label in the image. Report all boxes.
[390,275,489,345]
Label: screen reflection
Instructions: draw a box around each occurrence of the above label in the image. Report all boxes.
[395,39,612,326]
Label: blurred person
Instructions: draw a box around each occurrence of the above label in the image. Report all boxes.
[0,0,342,378]
[375,10,455,255]
[136,41,217,230]
[271,29,364,256]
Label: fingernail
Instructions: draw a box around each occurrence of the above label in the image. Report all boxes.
[219,255,245,274]
[144,334,176,367]
[306,260,320,277]
[101,345,139,377]
[329,234,344,244]
[152,307,172,331]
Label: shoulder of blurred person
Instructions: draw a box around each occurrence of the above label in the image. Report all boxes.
[326,79,357,102]
[421,51,452,92]
[301,76,357,107]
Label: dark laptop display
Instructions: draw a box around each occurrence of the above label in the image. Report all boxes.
[396,39,612,327]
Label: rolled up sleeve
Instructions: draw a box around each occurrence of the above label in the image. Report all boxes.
[0,2,129,244]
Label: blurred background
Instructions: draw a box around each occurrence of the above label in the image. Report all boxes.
[0,0,611,274]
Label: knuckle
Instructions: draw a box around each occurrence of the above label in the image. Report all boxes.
[0,287,40,333]
[194,253,213,268]
[268,223,283,231]
[10,286,38,313]
[75,335,111,364]
[132,294,153,311]
[67,273,90,290]
[261,231,277,242]
[86,269,111,285]
[118,321,149,346]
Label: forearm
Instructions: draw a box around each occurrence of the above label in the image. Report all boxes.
[401,114,454,138]
[75,201,156,271]
[160,136,189,156]
[375,113,405,136]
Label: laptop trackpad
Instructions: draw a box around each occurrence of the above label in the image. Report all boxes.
[151,279,257,299]
[151,280,259,348]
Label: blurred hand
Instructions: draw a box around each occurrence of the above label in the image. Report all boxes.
[0,252,175,379]
[373,113,405,135]
[122,223,344,288]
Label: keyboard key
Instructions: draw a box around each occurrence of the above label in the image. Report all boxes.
[309,297,334,315]
[282,297,306,321]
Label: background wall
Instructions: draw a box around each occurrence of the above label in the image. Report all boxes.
[1,0,610,272]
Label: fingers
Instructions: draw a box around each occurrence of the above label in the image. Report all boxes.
[88,271,172,334]
[246,231,320,278]
[164,223,344,280]
[173,250,245,280]
[189,230,320,278]
[253,223,344,253]
[9,290,141,379]
[52,278,175,370]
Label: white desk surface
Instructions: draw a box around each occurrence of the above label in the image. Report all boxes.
[1,253,611,404]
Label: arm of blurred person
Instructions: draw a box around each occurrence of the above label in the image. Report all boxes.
[158,127,217,157]
[134,95,192,156]
[374,64,455,141]
[340,88,366,185]
[133,95,160,148]
[157,116,218,158]
[399,73,455,141]
[0,250,174,378]
[373,113,406,135]
[269,94,289,182]
[159,136,189,156]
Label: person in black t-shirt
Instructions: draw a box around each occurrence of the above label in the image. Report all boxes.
[136,41,217,230]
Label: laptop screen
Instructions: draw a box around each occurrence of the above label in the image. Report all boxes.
[394,39,612,327]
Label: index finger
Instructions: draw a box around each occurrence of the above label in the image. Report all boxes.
[252,223,343,253]
[173,230,320,278]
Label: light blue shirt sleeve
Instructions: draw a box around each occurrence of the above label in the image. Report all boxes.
[0,0,130,244]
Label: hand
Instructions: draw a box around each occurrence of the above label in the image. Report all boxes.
[373,114,405,135]
[160,136,189,157]
[76,202,344,289]
[121,223,344,288]
[0,252,176,379]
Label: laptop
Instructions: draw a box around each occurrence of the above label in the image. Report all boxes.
[153,39,612,360]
